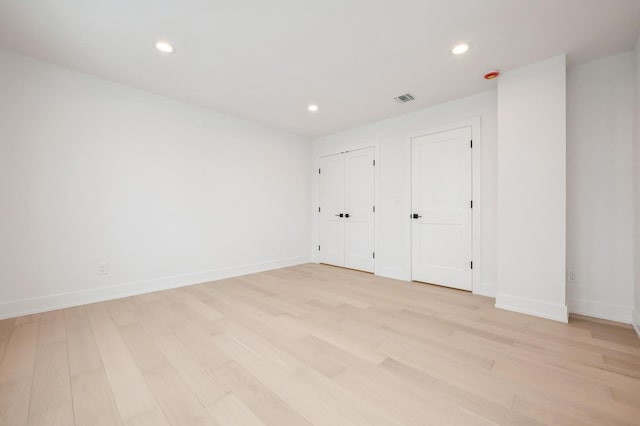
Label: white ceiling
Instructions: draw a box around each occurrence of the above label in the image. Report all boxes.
[1,0,639,138]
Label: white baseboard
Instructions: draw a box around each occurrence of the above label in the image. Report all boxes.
[495,293,568,323]
[473,282,497,298]
[567,298,632,324]
[633,309,640,339]
[0,256,309,320]
[375,265,409,282]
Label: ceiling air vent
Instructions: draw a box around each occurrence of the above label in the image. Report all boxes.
[394,93,415,103]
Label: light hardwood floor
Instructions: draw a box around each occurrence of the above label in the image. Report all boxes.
[1,263,639,425]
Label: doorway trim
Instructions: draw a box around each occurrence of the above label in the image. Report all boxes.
[314,141,380,275]
[409,117,482,293]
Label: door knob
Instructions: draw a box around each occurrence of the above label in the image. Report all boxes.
[412,213,422,219]
[335,213,344,217]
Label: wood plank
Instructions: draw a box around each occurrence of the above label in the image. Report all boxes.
[63,306,89,330]
[106,300,136,328]
[211,362,312,426]
[176,292,225,322]
[143,364,215,426]
[0,322,39,383]
[0,377,32,426]
[66,324,103,377]
[0,319,16,363]
[206,393,265,426]
[212,332,357,426]
[87,306,157,421]
[71,368,122,426]
[124,408,169,426]
[153,334,227,407]
[118,323,168,373]
[37,311,66,347]
[0,264,639,425]
[28,342,71,416]
[27,402,74,426]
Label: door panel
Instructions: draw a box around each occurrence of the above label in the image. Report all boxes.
[344,148,375,272]
[319,153,345,267]
[411,127,472,290]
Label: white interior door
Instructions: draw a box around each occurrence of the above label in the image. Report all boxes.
[411,127,472,290]
[344,147,375,272]
[319,153,345,267]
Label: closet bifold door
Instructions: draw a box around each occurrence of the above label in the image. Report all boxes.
[344,147,375,272]
[319,153,346,267]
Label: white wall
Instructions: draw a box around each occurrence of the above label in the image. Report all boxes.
[566,52,635,323]
[634,38,640,335]
[309,53,640,326]
[496,55,568,322]
[310,90,498,295]
[3,45,637,327]
[0,49,311,319]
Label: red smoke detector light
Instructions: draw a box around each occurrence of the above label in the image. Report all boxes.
[484,71,500,80]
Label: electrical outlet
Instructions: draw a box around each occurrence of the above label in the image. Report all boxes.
[568,269,577,282]
[98,261,108,275]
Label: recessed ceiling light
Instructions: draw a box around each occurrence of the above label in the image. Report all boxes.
[308,104,319,112]
[155,41,174,54]
[452,43,469,55]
